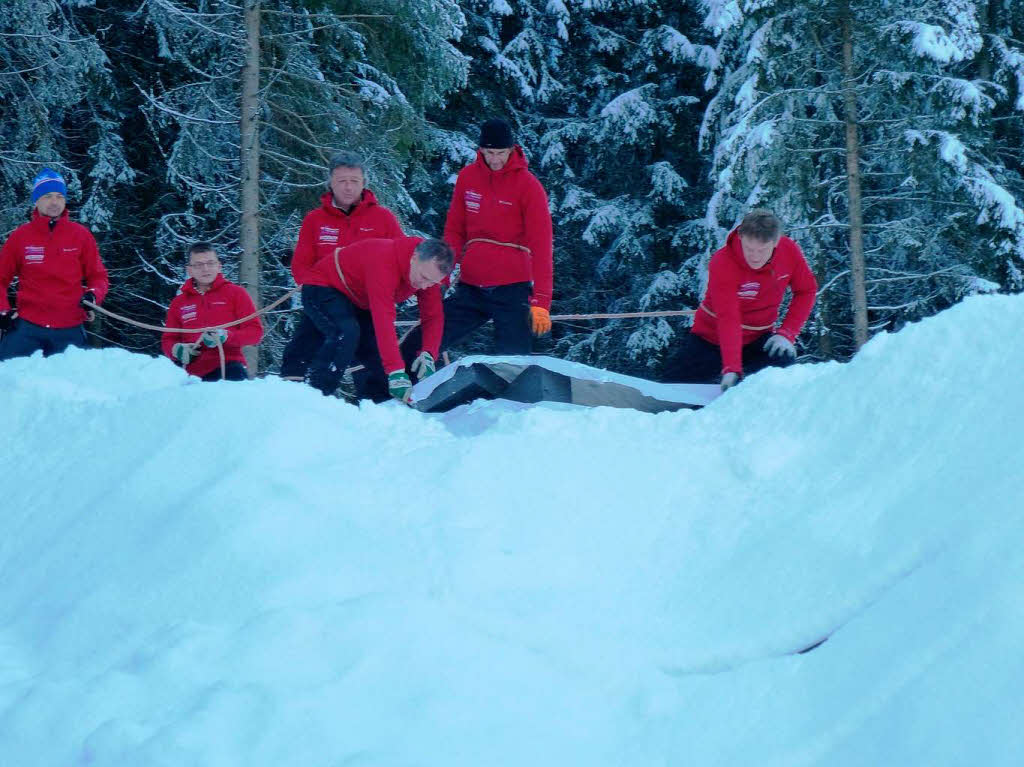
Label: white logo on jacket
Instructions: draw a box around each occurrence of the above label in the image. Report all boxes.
[738,281,760,299]
[318,226,340,244]
[465,190,482,213]
[359,227,376,232]
[25,246,44,264]
[181,304,198,323]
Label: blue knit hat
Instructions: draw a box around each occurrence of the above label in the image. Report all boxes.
[31,168,67,204]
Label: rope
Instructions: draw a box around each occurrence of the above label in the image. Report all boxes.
[391,308,696,328]
[333,248,353,296]
[551,309,694,321]
[464,237,531,254]
[83,286,298,380]
[697,303,774,332]
[86,281,716,382]
[83,287,298,334]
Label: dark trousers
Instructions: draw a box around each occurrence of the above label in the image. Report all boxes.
[200,361,250,382]
[0,319,88,361]
[302,284,387,398]
[281,309,385,400]
[280,312,322,378]
[400,282,533,378]
[662,331,792,384]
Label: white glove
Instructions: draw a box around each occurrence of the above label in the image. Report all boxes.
[720,372,739,391]
[763,333,796,359]
[410,351,436,380]
[201,328,229,347]
[171,342,199,365]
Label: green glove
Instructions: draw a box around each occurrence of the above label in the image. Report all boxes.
[388,370,413,403]
[410,351,436,380]
[201,328,229,347]
[171,342,197,365]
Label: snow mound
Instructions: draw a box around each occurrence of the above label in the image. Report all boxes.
[1,294,1022,766]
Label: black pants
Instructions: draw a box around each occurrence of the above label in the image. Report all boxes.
[662,331,792,384]
[0,319,88,361]
[280,312,321,378]
[200,361,250,382]
[400,282,532,378]
[302,284,387,398]
[281,309,385,400]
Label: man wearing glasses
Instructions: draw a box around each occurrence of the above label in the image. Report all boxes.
[161,243,264,381]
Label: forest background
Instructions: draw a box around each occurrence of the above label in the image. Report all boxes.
[2,0,1022,377]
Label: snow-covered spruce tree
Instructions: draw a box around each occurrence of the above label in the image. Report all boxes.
[0,1,121,227]
[0,2,137,347]
[137,0,466,370]
[979,0,1024,293]
[406,0,570,241]
[698,0,1024,359]
[410,0,712,375]
[405,0,569,359]
[535,1,712,374]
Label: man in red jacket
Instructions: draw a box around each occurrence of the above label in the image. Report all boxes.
[281,151,403,391]
[0,168,109,360]
[302,236,453,400]
[664,210,817,391]
[161,243,264,381]
[401,118,553,374]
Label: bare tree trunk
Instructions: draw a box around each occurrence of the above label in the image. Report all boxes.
[239,0,261,374]
[842,6,868,350]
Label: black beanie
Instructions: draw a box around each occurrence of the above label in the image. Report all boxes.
[478,119,514,149]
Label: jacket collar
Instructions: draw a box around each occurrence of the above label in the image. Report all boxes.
[182,272,228,297]
[319,188,380,218]
[30,208,70,230]
[473,145,528,176]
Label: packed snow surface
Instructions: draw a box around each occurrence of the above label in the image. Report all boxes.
[1,294,1022,766]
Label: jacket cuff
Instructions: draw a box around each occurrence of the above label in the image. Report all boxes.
[528,293,552,310]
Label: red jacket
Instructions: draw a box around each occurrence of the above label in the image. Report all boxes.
[305,236,443,373]
[161,274,264,378]
[692,229,817,375]
[0,210,109,328]
[443,146,554,309]
[291,190,403,285]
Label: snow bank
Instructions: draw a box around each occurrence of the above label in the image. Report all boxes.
[1,294,1022,766]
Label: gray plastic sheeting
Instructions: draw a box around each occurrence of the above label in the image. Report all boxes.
[409,355,719,414]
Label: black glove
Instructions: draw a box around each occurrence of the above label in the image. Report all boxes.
[0,310,16,331]
[80,291,97,309]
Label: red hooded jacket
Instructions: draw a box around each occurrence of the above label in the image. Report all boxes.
[0,210,109,328]
[692,229,817,376]
[291,190,403,285]
[443,146,554,309]
[305,236,443,373]
[161,274,264,378]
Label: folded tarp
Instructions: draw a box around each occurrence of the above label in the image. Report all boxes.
[409,355,719,413]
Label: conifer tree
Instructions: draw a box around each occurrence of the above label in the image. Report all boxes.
[698,0,1024,357]
[411,0,712,375]
[136,0,467,369]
